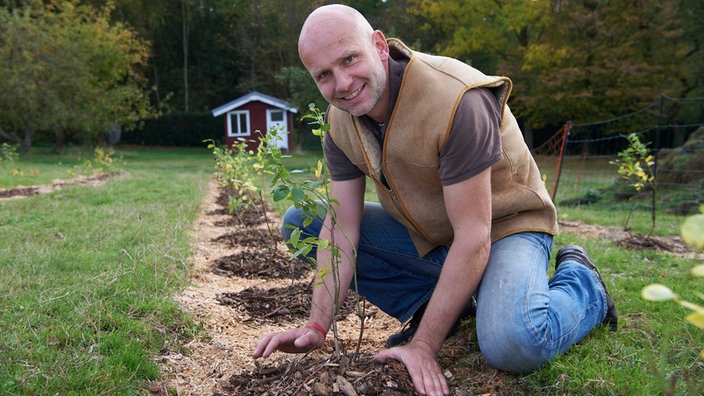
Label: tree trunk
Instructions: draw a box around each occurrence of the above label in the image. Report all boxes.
[182,0,190,112]
[52,128,65,154]
[20,119,33,155]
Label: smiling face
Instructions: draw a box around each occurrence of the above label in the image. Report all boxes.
[298,5,390,122]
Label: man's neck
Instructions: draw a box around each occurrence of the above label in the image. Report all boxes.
[365,56,405,124]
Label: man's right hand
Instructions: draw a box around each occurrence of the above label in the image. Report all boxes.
[252,326,325,359]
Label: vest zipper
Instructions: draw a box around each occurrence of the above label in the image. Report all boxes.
[372,174,403,213]
[387,186,402,209]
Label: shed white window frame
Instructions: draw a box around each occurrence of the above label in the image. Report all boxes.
[227,110,251,137]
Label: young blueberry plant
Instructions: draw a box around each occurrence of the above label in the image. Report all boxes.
[642,205,704,358]
[610,132,657,234]
[205,137,278,254]
[260,104,365,361]
[206,138,256,215]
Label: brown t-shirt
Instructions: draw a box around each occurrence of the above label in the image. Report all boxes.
[324,57,503,186]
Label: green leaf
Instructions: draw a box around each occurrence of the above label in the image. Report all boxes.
[287,228,301,247]
[641,284,676,301]
[292,244,312,258]
[291,187,306,203]
[302,216,313,227]
[272,185,289,202]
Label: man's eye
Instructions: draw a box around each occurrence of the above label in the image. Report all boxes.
[345,55,356,63]
[318,71,330,79]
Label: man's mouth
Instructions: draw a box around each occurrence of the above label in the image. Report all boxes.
[343,85,364,101]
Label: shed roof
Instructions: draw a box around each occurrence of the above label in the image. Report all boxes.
[211,91,298,117]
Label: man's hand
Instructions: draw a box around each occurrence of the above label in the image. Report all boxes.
[373,340,450,396]
[252,326,325,359]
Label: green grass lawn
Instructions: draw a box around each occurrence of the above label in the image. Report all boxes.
[1,148,702,394]
[0,146,212,394]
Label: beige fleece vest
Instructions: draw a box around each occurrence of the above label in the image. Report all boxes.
[328,39,558,256]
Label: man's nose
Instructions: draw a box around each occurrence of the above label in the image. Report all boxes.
[334,71,354,93]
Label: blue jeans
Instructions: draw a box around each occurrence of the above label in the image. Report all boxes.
[282,202,609,373]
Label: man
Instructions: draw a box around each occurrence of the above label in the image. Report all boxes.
[253,4,617,396]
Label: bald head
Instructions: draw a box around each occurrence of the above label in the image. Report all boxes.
[298,5,374,59]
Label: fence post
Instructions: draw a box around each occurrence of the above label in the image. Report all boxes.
[551,121,572,203]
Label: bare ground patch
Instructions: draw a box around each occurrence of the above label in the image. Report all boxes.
[0,173,116,200]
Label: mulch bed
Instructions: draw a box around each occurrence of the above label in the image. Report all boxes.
[217,355,418,396]
[211,249,310,280]
[217,283,375,325]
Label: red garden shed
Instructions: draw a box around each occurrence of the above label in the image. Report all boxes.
[211,91,298,152]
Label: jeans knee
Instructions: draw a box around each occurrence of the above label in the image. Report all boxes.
[477,322,548,373]
[281,205,302,241]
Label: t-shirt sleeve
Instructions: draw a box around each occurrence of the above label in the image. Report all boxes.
[324,133,365,181]
[438,88,504,186]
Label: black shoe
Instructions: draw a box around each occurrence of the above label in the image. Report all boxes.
[555,245,618,331]
[384,296,477,348]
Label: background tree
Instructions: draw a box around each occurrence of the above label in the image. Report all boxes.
[405,0,694,144]
[406,0,554,146]
[0,0,156,153]
[1,0,702,151]
[522,0,687,127]
[675,0,704,99]
[0,5,47,152]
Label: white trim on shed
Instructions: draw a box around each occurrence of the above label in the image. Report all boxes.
[211,91,298,117]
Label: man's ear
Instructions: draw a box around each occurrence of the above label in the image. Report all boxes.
[372,30,389,61]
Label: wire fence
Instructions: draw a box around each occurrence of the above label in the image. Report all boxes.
[534,94,704,217]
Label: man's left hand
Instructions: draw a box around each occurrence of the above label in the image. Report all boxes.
[373,341,449,396]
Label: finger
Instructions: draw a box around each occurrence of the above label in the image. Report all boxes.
[262,334,284,357]
[372,348,397,361]
[293,330,314,348]
[427,369,447,396]
[252,333,275,358]
[405,360,428,395]
[423,363,449,396]
[406,356,444,396]
[439,372,450,395]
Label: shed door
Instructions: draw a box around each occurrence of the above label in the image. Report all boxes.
[266,109,288,150]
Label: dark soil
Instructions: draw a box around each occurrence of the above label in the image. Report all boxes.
[615,233,690,252]
[209,190,274,228]
[217,283,375,325]
[211,228,277,250]
[217,355,417,396]
[212,249,310,280]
